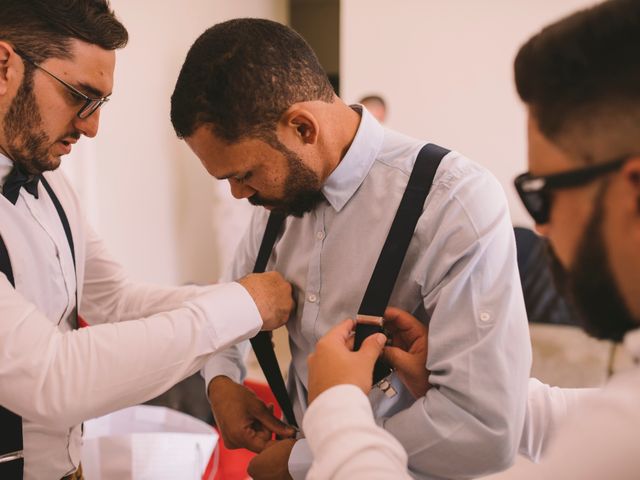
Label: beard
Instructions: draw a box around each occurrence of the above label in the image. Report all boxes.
[249,140,325,218]
[2,70,76,174]
[548,186,638,342]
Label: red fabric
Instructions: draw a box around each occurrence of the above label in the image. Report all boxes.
[78,315,89,328]
[203,380,281,480]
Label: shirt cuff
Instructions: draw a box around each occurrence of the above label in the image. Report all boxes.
[189,281,261,352]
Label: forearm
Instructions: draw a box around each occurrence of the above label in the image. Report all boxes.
[519,377,599,462]
[303,385,410,480]
[0,281,260,429]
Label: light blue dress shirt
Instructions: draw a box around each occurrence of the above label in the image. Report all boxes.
[203,107,531,479]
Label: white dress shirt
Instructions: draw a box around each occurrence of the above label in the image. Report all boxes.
[0,154,262,480]
[203,107,531,479]
[303,329,640,480]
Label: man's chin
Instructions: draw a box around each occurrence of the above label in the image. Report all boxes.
[38,155,62,173]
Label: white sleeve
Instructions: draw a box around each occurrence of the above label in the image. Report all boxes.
[0,273,261,429]
[519,377,598,462]
[303,385,411,480]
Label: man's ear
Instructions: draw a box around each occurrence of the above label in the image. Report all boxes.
[0,42,19,97]
[278,106,319,146]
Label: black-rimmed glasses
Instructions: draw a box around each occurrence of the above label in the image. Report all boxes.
[13,48,110,119]
[514,156,630,225]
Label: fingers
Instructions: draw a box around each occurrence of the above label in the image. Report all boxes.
[358,332,386,363]
[384,307,428,344]
[253,405,296,439]
[244,424,274,453]
[325,318,356,342]
[382,345,413,371]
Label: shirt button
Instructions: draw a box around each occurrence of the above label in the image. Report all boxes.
[316,231,325,240]
[307,293,318,303]
[479,311,491,322]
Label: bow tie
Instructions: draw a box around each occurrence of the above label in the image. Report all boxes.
[2,165,42,205]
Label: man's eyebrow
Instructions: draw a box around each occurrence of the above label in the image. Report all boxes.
[77,82,111,98]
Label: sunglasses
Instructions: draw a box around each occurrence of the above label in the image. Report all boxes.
[514,156,630,225]
[13,48,110,119]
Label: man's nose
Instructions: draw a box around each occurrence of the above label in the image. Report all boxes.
[229,178,256,199]
[73,109,101,138]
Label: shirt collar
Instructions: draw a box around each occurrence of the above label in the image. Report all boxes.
[321,105,385,212]
[623,328,640,363]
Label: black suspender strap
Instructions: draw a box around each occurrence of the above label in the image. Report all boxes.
[0,237,23,479]
[0,235,14,286]
[0,177,79,479]
[41,177,79,331]
[41,178,76,267]
[354,143,450,384]
[249,212,298,427]
[0,234,23,476]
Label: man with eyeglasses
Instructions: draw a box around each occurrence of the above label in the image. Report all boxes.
[295,0,640,478]
[0,2,295,479]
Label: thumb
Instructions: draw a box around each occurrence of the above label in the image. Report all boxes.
[383,345,413,371]
[358,333,386,363]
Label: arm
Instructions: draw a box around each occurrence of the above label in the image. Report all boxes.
[304,385,411,480]
[519,377,598,462]
[382,167,532,478]
[303,319,410,479]
[0,273,263,429]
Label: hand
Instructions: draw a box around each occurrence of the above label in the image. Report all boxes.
[307,318,386,404]
[247,438,296,480]
[382,307,431,398]
[238,271,294,330]
[208,376,296,453]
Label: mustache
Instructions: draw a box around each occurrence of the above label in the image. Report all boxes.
[57,131,81,142]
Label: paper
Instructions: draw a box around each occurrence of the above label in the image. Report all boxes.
[81,405,218,480]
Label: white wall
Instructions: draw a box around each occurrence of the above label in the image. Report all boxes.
[341,0,598,227]
[63,0,287,285]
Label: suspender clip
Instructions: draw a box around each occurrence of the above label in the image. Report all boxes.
[0,450,24,464]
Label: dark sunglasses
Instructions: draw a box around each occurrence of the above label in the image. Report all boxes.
[514,156,630,225]
[13,48,110,119]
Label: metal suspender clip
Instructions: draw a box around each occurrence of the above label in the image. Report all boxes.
[0,450,24,464]
[375,378,397,398]
[355,315,397,398]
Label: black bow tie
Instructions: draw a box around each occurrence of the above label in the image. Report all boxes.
[2,165,42,205]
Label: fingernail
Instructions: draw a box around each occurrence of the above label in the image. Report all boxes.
[376,334,386,346]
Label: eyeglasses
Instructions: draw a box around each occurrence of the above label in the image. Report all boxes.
[514,156,630,225]
[13,48,110,119]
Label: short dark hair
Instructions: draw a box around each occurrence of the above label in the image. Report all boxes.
[514,0,640,163]
[0,0,128,63]
[170,18,335,143]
